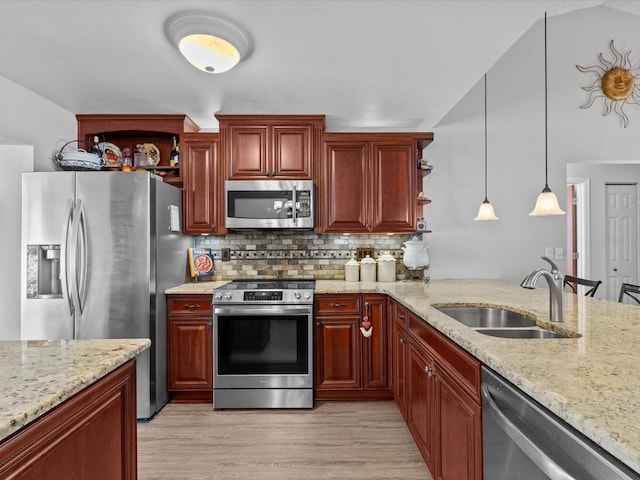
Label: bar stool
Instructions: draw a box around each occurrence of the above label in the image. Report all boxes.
[618,283,640,305]
[563,275,602,297]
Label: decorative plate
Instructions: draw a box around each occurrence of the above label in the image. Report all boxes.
[97,142,123,166]
[142,143,160,166]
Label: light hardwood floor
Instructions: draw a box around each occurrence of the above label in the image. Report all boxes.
[138,401,432,480]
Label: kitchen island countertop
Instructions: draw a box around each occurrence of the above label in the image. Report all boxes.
[0,338,150,442]
[166,278,640,474]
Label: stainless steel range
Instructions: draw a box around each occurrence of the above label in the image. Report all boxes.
[212,279,315,409]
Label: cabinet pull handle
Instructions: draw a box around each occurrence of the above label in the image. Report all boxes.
[330,303,347,307]
[397,313,405,319]
[183,304,201,309]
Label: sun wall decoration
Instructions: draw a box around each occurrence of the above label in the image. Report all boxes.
[576,40,640,128]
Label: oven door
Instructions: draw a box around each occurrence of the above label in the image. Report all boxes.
[213,305,313,389]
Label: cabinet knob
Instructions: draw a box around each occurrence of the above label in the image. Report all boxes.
[399,338,405,344]
[315,321,321,327]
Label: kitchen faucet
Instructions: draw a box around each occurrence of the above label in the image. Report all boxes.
[520,256,564,322]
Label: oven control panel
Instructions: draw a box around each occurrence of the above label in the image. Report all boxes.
[213,289,313,304]
[244,291,283,301]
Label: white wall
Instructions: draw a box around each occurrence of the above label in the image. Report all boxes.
[0,74,75,171]
[0,146,33,339]
[0,73,75,338]
[426,6,640,284]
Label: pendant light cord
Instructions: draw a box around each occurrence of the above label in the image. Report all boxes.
[544,12,549,190]
[484,73,489,201]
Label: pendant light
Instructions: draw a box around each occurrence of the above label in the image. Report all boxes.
[474,73,499,221]
[530,12,565,216]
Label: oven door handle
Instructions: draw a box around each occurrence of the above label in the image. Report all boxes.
[214,306,312,316]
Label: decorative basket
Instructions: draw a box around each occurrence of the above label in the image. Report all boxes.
[54,140,104,171]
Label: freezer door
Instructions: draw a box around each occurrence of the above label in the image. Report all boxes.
[21,172,75,340]
[74,172,152,340]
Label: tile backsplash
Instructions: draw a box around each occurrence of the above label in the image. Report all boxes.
[194,232,426,280]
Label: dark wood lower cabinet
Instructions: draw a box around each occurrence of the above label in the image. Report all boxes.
[314,294,390,400]
[407,340,437,472]
[167,294,213,403]
[0,360,137,480]
[435,366,482,480]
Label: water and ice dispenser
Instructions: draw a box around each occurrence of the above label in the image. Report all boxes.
[25,244,62,298]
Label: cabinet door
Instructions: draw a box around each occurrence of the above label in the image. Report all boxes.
[167,316,213,391]
[183,136,222,234]
[320,140,369,232]
[272,124,313,178]
[314,316,362,391]
[434,366,482,480]
[392,319,409,421]
[362,294,388,390]
[370,142,417,232]
[226,124,269,178]
[407,341,436,471]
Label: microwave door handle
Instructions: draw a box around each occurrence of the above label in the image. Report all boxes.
[481,385,576,480]
[292,186,297,225]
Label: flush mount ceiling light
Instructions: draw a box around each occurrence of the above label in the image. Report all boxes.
[530,13,565,216]
[165,11,252,74]
[474,73,499,221]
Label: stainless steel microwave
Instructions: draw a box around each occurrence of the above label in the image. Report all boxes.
[225,180,314,229]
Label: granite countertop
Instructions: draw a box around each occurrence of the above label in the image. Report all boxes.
[0,338,150,442]
[166,278,640,473]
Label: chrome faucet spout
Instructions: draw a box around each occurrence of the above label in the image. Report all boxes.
[520,258,564,322]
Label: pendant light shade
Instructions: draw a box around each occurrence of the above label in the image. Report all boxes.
[529,13,565,216]
[474,73,499,221]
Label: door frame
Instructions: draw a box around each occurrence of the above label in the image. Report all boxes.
[567,177,590,280]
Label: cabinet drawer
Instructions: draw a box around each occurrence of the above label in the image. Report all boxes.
[315,295,361,315]
[168,295,213,314]
[390,299,408,327]
[408,312,481,402]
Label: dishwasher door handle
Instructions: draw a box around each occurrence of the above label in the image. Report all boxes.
[481,384,576,480]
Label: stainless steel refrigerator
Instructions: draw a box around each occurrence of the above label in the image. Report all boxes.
[21,171,190,419]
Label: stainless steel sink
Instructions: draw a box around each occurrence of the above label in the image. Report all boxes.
[475,328,570,339]
[435,306,572,339]
[435,306,537,328]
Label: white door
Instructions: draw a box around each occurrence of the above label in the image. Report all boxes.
[605,183,638,301]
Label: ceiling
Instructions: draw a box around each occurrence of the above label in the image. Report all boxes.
[0,0,637,132]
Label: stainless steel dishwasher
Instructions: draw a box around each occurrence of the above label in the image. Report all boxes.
[482,367,640,480]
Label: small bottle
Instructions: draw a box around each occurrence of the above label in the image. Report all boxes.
[90,136,101,155]
[170,136,179,166]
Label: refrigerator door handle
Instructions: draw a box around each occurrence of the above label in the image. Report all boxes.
[60,199,74,317]
[76,199,88,312]
[68,198,84,320]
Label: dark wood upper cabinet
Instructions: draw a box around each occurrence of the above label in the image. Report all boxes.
[318,132,433,233]
[216,114,325,180]
[182,133,224,234]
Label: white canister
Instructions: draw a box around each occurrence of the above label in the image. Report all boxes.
[344,255,360,282]
[377,251,397,282]
[360,255,377,282]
